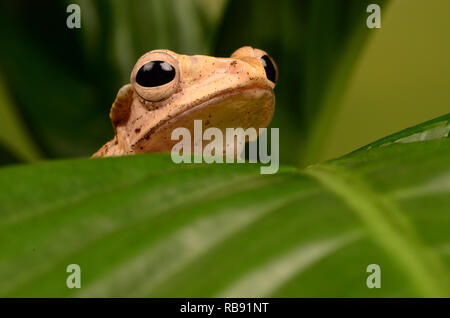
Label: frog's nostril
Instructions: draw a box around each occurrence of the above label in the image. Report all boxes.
[136,61,176,87]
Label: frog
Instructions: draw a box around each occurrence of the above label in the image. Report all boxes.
[92,46,278,158]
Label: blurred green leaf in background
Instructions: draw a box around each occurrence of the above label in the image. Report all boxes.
[0,0,227,161]
[1,0,448,166]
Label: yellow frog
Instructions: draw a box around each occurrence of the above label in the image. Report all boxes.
[93,46,278,157]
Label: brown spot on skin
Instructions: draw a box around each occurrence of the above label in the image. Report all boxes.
[145,134,150,140]
[135,128,141,134]
[230,61,237,66]
[114,140,118,145]
[140,146,144,150]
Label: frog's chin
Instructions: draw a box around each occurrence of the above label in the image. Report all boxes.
[133,86,275,153]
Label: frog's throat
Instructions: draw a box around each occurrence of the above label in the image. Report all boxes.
[95,85,275,157]
[130,85,275,153]
[148,84,273,131]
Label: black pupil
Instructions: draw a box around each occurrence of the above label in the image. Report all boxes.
[261,55,276,83]
[136,61,175,87]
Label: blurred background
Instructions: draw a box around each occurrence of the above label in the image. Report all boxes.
[0,0,449,167]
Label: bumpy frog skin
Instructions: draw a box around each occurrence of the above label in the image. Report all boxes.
[92,46,278,157]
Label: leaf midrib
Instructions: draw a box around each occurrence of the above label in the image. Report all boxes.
[304,163,449,297]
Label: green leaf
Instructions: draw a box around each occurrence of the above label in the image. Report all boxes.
[0,114,449,297]
[0,2,111,158]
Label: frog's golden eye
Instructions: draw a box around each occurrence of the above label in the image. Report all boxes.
[260,55,277,84]
[131,51,180,102]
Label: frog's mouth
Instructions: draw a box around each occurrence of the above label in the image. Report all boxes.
[133,85,275,153]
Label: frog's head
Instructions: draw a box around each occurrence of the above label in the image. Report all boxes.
[114,46,278,154]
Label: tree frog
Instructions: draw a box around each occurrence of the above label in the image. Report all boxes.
[93,46,278,157]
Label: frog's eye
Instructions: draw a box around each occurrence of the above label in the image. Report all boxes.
[260,55,277,84]
[136,61,175,87]
[131,51,180,102]
[231,47,278,85]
